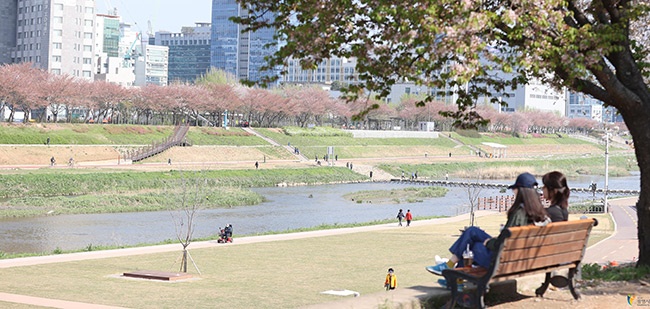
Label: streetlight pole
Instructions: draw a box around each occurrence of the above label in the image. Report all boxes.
[604,128,610,213]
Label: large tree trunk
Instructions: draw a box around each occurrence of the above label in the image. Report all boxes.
[616,94,650,267]
[628,110,650,267]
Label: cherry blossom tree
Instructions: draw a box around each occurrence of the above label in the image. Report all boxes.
[40,74,84,123]
[0,63,47,122]
[235,0,650,266]
[87,80,129,123]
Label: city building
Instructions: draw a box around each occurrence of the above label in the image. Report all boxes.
[94,12,137,87]
[152,23,211,83]
[134,44,168,86]
[6,0,97,80]
[0,1,18,64]
[283,57,359,85]
[210,0,278,83]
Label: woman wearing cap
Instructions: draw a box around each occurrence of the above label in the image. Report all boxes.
[427,172,550,279]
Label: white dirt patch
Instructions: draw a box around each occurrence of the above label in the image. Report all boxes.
[0,145,120,165]
[139,146,290,164]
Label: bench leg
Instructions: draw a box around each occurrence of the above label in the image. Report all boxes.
[568,268,581,300]
[475,284,487,309]
[444,287,487,309]
[535,272,552,297]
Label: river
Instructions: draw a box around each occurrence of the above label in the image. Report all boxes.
[0,175,639,254]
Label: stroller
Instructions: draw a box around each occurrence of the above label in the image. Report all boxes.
[217,225,233,243]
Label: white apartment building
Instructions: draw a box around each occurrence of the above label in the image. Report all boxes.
[283,57,359,85]
[135,44,168,86]
[94,12,138,87]
[10,0,97,80]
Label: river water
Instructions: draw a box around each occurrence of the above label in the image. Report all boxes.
[0,175,639,254]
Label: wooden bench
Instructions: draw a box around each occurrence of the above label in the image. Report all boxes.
[442,218,598,308]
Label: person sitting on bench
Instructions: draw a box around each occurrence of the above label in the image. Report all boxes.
[427,173,551,283]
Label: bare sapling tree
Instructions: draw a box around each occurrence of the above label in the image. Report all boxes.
[170,170,207,273]
[466,176,484,227]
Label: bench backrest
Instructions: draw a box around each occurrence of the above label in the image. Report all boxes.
[490,219,597,279]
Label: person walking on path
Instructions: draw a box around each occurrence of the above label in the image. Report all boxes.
[396,209,405,226]
[255,161,259,169]
[405,209,413,226]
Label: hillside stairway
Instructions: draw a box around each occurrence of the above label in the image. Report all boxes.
[127,124,191,162]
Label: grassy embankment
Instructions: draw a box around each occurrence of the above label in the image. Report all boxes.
[0,123,296,165]
[0,123,264,145]
[343,186,448,204]
[379,155,636,180]
[0,168,367,218]
[256,126,470,159]
[0,124,637,218]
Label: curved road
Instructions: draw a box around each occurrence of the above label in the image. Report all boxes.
[584,197,639,264]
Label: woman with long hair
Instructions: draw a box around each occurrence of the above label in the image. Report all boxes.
[542,171,570,222]
[427,172,550,276]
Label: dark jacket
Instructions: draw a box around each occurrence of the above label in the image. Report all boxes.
[546,204,569,222]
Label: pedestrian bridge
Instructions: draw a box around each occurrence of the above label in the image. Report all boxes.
[390,179,640,195]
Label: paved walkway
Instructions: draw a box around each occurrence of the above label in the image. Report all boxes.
[583,197,638,264]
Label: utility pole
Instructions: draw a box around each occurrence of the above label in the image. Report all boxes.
[604,128,610,213]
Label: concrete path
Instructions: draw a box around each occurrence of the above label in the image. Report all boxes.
[583,196,639,264]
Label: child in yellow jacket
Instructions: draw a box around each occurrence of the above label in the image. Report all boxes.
[384,268,397,290]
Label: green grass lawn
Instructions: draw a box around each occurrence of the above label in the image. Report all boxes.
[257,128,459,147]
[0,213,611,308]
[378,154,637,179]
[0,124,268,146]
[450,131,594,146]
[186,127,268,145]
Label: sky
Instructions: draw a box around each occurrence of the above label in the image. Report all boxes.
[96,0,212,36]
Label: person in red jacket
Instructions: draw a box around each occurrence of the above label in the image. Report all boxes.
[405,209,413,226]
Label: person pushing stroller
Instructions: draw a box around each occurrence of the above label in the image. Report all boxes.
[218,224,233,243]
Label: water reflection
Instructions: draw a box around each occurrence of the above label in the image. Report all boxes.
[0,175,639,254]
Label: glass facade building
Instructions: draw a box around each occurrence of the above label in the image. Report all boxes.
[154,23,211,83]
[210,0,240,77]
[210,0,277,83]
[0,0,18,64]
[102,18,120,57]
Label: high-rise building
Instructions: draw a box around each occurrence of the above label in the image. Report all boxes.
[99,13,120,58]
[0,1,18,64]
[135,44,168,86]
[7,0,97,80]
[153,23,211,83]
[210,0,277,83]
[94,13,138,87]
